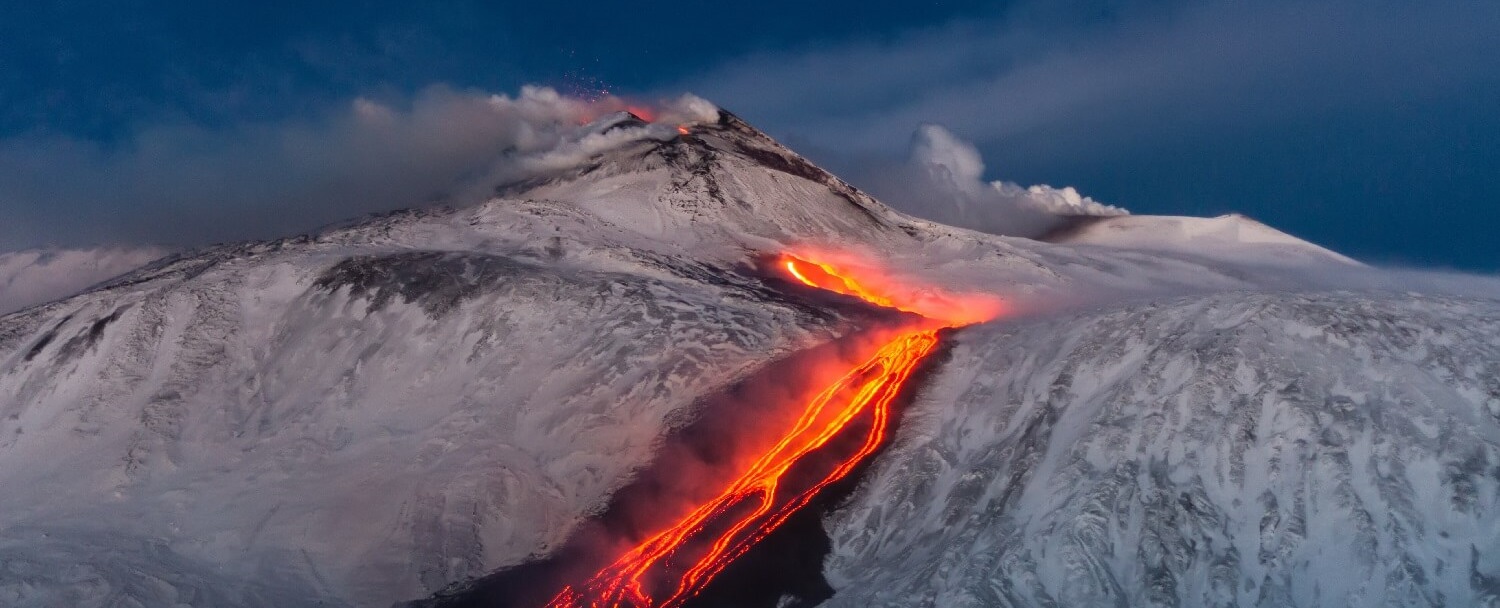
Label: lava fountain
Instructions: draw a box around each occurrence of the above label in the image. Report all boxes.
[544,254,999,608]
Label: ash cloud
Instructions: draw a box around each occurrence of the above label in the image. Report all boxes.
[850,124,1124,237]
[0,87,716,251]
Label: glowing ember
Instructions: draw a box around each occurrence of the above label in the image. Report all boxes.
[573,100,660,126]
[546,253,996,607]
[676,125,691,136]
[626,105,657,122]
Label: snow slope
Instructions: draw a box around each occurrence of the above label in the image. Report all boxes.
[824,291,1500,607]
[1043,214,1360,267]
[0,239,859,606]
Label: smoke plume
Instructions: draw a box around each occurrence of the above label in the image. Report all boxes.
[0,87,717,252]
[854,124,1124,237]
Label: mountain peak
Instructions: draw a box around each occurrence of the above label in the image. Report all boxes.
[584,110,651,136]
[488,109,901,253]
[1041,212,1360,266]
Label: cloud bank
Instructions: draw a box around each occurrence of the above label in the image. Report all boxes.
[0,247,169,315]
[675,1,1500,153]
[0,87,716,251]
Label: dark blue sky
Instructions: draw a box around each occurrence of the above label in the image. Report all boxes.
[3,0,1497,270]
[2,1,1003,137]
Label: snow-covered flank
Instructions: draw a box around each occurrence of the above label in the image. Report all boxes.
[503,112,907,255]
[0,232,852,607]
[1045,213,1360,267]
[0,107,971,607]
[0,247,168,315]
[0,107,1441,608]
[823,291,1500,607]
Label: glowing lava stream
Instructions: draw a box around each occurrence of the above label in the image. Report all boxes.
[546,255,991,608]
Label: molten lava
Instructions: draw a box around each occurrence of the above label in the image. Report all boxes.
[546,254,996,608]
[781,254,1004,326]
[784,257,902,313]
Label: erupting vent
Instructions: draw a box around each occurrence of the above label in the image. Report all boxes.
[545,253,999,607]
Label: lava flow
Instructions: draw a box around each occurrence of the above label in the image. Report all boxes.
[545,255,996,608]
[780,252,1005,327]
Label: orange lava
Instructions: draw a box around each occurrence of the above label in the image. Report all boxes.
[546,331,938,608]
[781,254,1003,326]
[784,257,903,313]
[546,253,994,608]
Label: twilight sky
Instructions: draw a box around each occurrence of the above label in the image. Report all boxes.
[3,0,1497,269]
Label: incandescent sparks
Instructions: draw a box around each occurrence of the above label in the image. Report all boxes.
[545,253,996,607]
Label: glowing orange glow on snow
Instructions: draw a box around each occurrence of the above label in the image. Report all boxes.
[545,251,1002,608]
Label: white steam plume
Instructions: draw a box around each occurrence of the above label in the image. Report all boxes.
[858,124,1124,237]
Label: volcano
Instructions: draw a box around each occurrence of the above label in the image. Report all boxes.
[1,107,1497,608]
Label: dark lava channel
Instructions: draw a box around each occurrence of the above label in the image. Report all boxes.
[403,328,954,608]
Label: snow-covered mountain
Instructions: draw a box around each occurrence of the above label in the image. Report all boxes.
[1,107,1494,608]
